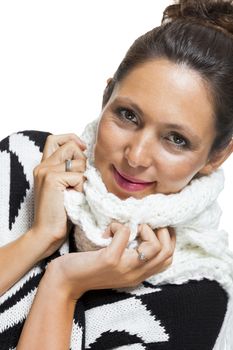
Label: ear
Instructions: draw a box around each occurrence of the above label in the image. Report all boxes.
[103,77,113,94]
[106,77,113,85]
[199,139,233,176]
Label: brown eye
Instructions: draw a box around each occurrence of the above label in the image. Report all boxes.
[116,107,138,124]
[166,133,189,148]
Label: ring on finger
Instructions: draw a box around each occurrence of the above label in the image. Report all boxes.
[136,247,148,262]
[65,159,72,172]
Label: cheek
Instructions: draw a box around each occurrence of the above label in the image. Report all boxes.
[94,118,125,164]
[157,151,206,187]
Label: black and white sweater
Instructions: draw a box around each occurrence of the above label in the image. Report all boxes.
[0,130,229,350]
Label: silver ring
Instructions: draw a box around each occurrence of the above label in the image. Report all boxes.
[136,248,148,262]
[65,159,72,172]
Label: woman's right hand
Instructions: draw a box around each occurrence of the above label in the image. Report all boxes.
[17,222,175,349]
[31,133,87,258]
[44,222,176,300]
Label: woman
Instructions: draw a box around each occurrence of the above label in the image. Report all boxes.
[1,0,233,349]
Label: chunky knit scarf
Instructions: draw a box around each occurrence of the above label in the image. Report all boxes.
[64,118,233,349]
[0,126,232,349]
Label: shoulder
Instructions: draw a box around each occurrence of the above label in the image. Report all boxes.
[0,130,52,155]
[0,129,52,179]
[0,130,53,242]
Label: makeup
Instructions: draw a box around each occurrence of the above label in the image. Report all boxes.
[112,166,155,192]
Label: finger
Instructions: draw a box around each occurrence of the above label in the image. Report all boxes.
[156,227,174,258]
[168,227,176,252]
[102,220,121,238]
[105,223,131,261]
[42,140,87,166]
[66,172,86,192]
[138,224,159,244]
[131,227,176,280]
[57,134,86,149]
[49,171,86,192]
[135,256,173,283]
[102,225,112,238]
[42,134,86,161]
[45,158,87,173]
[136,224,162,261]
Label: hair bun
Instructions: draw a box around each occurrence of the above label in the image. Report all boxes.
[162,0,233,36]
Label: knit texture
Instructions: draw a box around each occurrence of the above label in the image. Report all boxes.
[0,127,232,349]
[64,119,228,252]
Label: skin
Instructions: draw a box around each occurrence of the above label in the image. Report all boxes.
[16,58,233,349]
[94,58,231,200]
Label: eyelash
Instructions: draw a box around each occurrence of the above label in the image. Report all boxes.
[115,107,138,124]
[114,106,190,149]
[165,133,189,149]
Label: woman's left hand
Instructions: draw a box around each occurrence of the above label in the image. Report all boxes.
[43,223,176,301]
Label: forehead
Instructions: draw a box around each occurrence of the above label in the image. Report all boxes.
[110,59,215,132]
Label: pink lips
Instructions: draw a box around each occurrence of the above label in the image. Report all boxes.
[112,166,155,192]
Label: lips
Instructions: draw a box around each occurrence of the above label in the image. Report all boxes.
[112,166,155,192]
[116,168,154,184]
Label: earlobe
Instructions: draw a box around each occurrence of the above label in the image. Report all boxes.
[103,78,113,94]
[106,77,113,85]
[199,139,233,176]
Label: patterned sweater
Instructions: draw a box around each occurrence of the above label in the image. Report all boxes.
[0,130,228,350]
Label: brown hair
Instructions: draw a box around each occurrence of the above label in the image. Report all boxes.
[102,0,233,155]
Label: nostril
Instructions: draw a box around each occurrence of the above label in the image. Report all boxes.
[125,144,153,168]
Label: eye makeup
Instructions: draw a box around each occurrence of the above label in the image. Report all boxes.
[109,96,201,150]
[114,106,138,124]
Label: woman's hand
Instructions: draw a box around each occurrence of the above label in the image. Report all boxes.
[45,222,176,301]
[17,223,175,349]
[31,133,87,258]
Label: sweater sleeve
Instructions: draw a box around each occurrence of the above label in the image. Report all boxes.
[0,130,52,350]
[0,130,52,241]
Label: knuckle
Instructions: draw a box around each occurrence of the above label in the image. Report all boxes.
[33,166,46,178]
[69,133,78,139]
[123,276,136,288]
[67,133,81,143]
[67,140,77,149]
[44,171,56,184]
[154,241,162,253]
[110,221,124,232]
[163,247,174,259]
[33,165,39,177]
[164,257,173,267]
[124,272,142,287]
[67,140,85,156]
[133,276,142,286]
[78,158,87,170]
[46,134,54,143]
[121,225,130,234]
[104,253,119,268]
[130,277,141,288]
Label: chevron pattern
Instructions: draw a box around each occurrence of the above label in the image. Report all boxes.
[0,131,228,350]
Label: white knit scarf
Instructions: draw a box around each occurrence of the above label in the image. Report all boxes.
[64,118,233,349]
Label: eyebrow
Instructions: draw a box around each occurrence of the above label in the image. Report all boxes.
[113,96,202,145]
[114,96,144,116]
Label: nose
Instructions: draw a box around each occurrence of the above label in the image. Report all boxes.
[124,132,154,168]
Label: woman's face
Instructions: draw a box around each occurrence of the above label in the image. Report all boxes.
[94,59,217,200]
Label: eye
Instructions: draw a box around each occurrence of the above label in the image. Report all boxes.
[115,107,138,124]
[166,132,189,149]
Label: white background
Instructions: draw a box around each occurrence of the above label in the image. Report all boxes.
[0,1,232,248]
